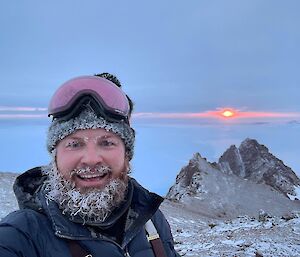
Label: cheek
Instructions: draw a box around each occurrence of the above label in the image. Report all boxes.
[55,149,77,179]
[119,158,130,178]
[108,152,128,175]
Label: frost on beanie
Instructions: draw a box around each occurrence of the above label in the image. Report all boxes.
[47,108,135,160]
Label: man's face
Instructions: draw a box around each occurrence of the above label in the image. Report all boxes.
[56,128,129,192]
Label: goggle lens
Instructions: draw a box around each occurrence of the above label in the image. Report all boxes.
[48,76,130,122]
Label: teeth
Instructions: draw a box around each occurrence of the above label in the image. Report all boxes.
[71,166,111,178]
[78,173,107,179]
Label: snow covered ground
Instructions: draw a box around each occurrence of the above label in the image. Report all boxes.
[0,172,18,218]
[161,200,300,257]
[1,172,300,256]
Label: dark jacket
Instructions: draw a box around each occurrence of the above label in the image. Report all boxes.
[0,167,179,257]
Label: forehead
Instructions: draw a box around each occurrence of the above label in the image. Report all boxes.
[66,128,120,139]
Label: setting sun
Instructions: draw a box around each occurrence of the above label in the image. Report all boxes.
[221,109,236,118]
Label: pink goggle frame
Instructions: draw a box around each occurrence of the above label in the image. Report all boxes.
[48,76,130,123]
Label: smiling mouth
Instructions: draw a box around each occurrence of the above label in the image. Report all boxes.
[77,172,109,180]
[71,166,111,181]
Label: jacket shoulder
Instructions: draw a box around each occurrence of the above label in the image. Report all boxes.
[0,209,69,257]
[0,209,49,257]
[1,209,48,231]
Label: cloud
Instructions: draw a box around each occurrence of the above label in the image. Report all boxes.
[288,120,300,125]
[133,112,212,119]
[0,114,47,119]
[133,109,300,120]
[132,108,300,128]
[0,106,47,120]
[0,106,47,112]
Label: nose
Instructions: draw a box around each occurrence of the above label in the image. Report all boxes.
[80,142,104,167]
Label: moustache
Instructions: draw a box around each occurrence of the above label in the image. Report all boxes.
[70,165,112,178]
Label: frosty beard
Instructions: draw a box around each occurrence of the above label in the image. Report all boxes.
[44,159,128,224]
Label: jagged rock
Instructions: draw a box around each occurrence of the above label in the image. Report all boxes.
[258,209,271,222]
[281,213,298,221]
[219,138,300,199]
[218,145,245,176]
[166,153,207,201]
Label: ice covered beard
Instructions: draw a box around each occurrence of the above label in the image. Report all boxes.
[44,153,128,224]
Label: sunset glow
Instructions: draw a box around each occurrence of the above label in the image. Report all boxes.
[221,109,236,118]
[132,108,300,121]
[1,106,300,121]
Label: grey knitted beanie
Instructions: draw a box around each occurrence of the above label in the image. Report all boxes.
[47,108,135,160]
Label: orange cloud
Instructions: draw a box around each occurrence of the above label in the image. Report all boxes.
[133,108,300,120]
[206,108,300,119]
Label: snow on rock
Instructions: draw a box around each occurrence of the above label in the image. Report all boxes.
[289,186,300,200]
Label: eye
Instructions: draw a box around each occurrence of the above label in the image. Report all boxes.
[65,139,83,149]
[99,138,118,147]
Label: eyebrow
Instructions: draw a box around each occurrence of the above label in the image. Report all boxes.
[65,136,82,140]
[100,134,120,140]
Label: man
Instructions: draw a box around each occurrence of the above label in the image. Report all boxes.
[0,74,179,257]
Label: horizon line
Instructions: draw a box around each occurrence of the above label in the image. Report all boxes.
[1,106,300,121]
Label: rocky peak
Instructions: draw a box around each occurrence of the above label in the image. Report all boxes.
[239,138,273,178]
[179,153,202,188]
[219,144,245,177]
[190,152,202,165]
[218,138,300,198]
[166,152,214,201]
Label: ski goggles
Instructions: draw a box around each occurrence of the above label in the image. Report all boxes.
[48,76,130,124]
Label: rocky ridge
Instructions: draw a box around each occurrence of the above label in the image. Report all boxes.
[167,138,300,218]
[219,138,300,199]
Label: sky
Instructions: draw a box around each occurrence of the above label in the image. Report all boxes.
[0,0,300,194]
